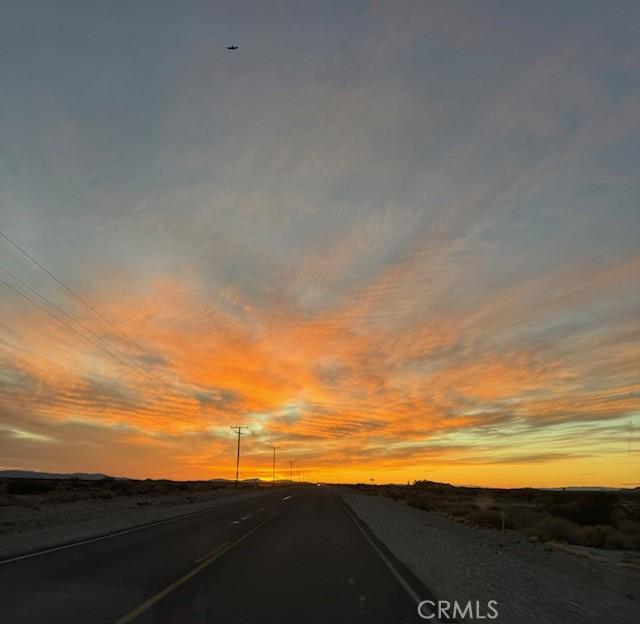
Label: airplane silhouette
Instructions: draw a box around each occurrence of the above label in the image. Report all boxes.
[226,45,238,50]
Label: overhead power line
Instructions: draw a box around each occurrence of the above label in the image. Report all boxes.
[0,274,198,416]
[0,265,139,367]
[0,275,137,372]
[0,230,210,404]
[0,266,190,403]
[0,230,160,364]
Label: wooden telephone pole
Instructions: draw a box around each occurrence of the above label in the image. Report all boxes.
[230,426,248,487]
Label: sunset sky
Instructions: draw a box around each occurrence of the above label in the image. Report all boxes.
[1,1,639,487]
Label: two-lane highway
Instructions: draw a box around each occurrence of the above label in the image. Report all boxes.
[0,487,430,623]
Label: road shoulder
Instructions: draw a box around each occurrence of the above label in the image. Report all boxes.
[0,488,273,562]
[340,489,639,624]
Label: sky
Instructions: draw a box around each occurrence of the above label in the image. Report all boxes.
[1,1,639,487]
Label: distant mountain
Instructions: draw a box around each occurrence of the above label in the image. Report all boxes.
[542,486,633,492]
[208,477,264,484]
[0,470,114,480]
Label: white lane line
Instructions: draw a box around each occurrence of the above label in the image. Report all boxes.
[0,511,211,566]
[343,504,441,622]
[114,509,286,624]
[282,495,292,501]
[0,492,279,567]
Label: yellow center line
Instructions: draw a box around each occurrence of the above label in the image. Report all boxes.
[113,509,284,624]
[194,540,230,564]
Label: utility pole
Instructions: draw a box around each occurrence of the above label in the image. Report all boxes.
[288,460,294,483]
[272,446,277,487]
[230,426,248,487]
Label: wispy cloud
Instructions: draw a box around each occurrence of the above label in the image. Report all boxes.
[0,1,638,485]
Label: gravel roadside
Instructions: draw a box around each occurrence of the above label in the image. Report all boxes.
[341,490,640,624]
[0,487,273,561]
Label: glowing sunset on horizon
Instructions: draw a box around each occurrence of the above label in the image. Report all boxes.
[1,2,639,488]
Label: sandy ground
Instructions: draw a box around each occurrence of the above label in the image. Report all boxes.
[341,490,640,624]
[0,488,271,560]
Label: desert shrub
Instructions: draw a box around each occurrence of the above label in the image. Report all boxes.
[578,525,637,550]
[467,508,506,529]
[68,478,89,490]
[528,514,581,543]
[6,479,55,495]
[91,489,115,500]
[510,488,541,502]
[447,502,475,518]
[107,479,131,493]
[505,507,543,530]
[610,505,628,528]
[617,519,640,535]
[412,480,454,494]
[550,492,618,526]
[623,499,640,522]
[527,514,639,550]
[546,490,574,505]
[406,491,435,511]
[384,486,406,501]
[601,529,636,550]
[162,484,180,495]
[139,482,162,495]
[581,525,609,548]
[571,493,618,525]
[47,491,89,504]
[191,481,212,493]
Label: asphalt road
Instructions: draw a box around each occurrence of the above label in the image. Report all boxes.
[0,486,431,623]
